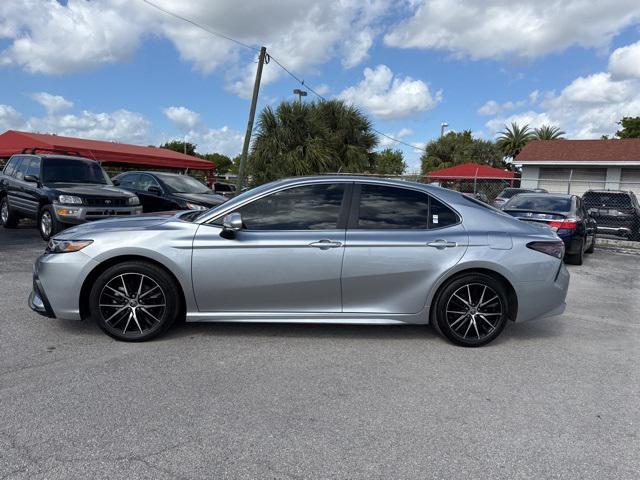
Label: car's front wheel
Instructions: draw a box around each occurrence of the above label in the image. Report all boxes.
[89,261,181,341]
[0,196,19,228]
[38,205,64,241]
[433,273,510,347]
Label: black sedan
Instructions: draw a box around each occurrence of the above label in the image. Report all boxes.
[502,193,596,265]
[112,171,227,212]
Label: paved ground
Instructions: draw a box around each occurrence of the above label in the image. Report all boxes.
[1,223,639,480]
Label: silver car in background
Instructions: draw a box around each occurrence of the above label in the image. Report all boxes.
[29,176,569,347]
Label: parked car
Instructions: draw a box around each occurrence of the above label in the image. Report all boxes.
[582,190,640,241]
[212,182,236,197]
[112,171,227,212]
[0,152,142,240]
[502,193,596,265]
[492,187,547,209]
[29,176,569,347]
[462,192,489,203]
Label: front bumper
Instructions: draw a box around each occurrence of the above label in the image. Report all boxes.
[28,273,56,318]
[53,204,143,224]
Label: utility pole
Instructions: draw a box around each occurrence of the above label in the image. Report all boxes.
[236,46,267,193]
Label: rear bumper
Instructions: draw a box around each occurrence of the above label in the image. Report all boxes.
[53,204,143,224]
[595,225,632,237]
[514,262,569,322]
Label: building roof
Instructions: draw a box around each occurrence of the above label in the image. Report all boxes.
[516,139,640,164]
[426,162,516,179]
[0,130,215,170]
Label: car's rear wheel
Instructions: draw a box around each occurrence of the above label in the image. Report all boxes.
[89,261,180,342]
[38,205,64,241]
[565,239,584,265]
[434,273,509,347]
[0,196,19,228]
[585,234,596,254]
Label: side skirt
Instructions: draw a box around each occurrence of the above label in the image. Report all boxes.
[185,311,429,325]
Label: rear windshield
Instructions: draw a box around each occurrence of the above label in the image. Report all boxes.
[42,157,110,184]
[504,195,572,213]
[583,192,632,208]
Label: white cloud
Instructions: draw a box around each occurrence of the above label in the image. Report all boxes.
[0,0,391,98]
[31,92,74,114]
[608,40,640,79]
[0,105,23,131]
[163,106,201,131]
[338,65,442,119]
[378,128,413,148]
[484,43,640,139]
[384,0,640,60]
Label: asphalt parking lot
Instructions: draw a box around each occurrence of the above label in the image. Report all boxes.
[1,224,639,480]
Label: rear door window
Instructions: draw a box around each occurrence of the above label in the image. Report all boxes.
[117,174,140,188]
[3,157,19,177]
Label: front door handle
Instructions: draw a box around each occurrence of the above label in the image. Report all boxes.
[308,239,343,250]
[427,239,457,249]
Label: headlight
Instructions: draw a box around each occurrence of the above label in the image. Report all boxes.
[46,239,93,254]
[58,195,83,205]
[128,196,140,206]
[186,202,207,211]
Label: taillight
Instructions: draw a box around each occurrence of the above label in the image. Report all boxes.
[548,220,577,231]
[527,241,565,259]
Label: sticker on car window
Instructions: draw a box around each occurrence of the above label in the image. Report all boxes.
[433,214,439,224]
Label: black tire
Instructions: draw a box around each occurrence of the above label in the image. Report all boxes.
[433,273,510,347]
[585,234,595,254]
[38,204,64,241]
[565,239,584,265]
[0,196,19,228]
[89,261,181,342]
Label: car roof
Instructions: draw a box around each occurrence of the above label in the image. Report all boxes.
[17,154,96,162]
[584,189,632,194]
[510,192,573,199]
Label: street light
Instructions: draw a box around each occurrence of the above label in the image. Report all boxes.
[293,88,308,102]
[440,122,449,137]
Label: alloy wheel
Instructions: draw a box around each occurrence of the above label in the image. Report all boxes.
[40,211,52,238]
[445,283,503,341]
[98,273,167,336]
[0,200,8,224]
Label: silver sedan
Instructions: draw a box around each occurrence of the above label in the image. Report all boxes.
[29,176,569,347]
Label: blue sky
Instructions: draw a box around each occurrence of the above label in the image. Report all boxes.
[1,1,640,171]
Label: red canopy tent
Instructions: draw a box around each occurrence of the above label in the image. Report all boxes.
[426,162,516,180]
[0,130,215,171]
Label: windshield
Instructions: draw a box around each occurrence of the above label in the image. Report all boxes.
[42,157,111,184]
[504,195,572,213]
[157,174,210,194]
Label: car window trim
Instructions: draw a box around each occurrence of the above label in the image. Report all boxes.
[347,183,462,231]
[204,181,353,232]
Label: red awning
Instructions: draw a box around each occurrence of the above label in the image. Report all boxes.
[0,130,214,171]
[427,162,516,179]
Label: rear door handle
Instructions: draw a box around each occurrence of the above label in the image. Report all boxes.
[308,239,343,250]
[427,239,457,249]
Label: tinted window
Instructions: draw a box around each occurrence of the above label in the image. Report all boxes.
[357,185,429,229]
[41,157,110,184]
[505,195,572,213]
[25,157,41,178]
[583,192,632,208]
[117,173,140,188]
[14,158,28,181]
[3,157,19,177]
[156,174,208,194]
[430,197,459,228]
[138,174,162,191]
[237,184,345,230]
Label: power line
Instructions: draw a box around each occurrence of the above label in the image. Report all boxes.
[139,0,427,153]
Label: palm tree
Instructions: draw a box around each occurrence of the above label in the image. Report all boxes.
[248,100,377,184]
[533,125,566,140]
[496,122,534,159]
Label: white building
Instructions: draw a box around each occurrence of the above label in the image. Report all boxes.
[515,139,640,195]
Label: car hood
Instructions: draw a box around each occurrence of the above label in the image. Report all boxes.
[48,183,137,198]
[173,192,227,206]
[56,212,180,238]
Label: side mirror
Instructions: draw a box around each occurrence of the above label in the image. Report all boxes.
[24,174,39,183]
[147,185,162,195]
[112,178,120,186]
[222,212,243,232]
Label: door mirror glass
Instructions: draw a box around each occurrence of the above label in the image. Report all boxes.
[222,212,243,232]
[23,174,39,183]
[147,185,162,195]
[112,178,120,186]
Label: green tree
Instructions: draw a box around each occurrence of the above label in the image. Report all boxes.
[496,122,533,159]
[160,140,197,156]
[199,153,233,174]
[533,125,565,140]
[420,130,504,175]
[615,116,640,138]
[248,100,378,184]
[372,148,406,175]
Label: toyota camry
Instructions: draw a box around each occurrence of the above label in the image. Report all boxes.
[28,176,569,347]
